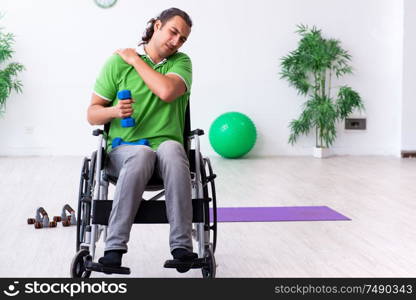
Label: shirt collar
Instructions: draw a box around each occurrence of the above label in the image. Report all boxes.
[136,44,167,66]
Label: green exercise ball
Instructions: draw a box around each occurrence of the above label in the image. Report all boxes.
[209,112,257,158]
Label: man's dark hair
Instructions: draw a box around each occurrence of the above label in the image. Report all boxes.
[139,8,192,46]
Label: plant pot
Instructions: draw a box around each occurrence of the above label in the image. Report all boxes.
[313,147,332,158]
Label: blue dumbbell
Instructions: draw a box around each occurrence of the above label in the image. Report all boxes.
[112,137,150,149]
[117,90,135,128]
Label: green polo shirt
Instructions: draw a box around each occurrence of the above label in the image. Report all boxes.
[94,51,192,152]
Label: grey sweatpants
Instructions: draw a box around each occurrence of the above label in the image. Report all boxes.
[104,140,193,253]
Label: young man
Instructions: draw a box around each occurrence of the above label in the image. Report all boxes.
[87,8,197,269]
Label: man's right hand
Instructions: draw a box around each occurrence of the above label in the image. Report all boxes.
[113,98,135,118]
[87,93,135,126]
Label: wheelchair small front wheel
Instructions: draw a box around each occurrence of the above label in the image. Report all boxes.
[70,249,92,278]
[176,266,191,273]
[201,247,216,278]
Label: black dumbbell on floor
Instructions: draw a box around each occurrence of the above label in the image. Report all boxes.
[27,207,57,229]
[53,204,77,226]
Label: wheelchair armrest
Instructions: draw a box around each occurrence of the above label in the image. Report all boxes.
[92,129,104,136]
[92,128,109,142]
[189,129,204,137]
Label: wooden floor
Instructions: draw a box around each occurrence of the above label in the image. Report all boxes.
[1,155,415,278]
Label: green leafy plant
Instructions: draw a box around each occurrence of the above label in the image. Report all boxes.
[0,15,24,115]
[280,24,364,148]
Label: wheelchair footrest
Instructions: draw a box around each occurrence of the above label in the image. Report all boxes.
[85,259,131,275]
[164,258,206,270]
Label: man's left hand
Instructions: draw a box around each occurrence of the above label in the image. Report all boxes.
[115,48,140,66]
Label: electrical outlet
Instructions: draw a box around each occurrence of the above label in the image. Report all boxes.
[345,118,366,130]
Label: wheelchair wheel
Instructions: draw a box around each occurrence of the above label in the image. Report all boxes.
[76,152,96,252]
[201,247,216,278]
[70,249,91,278]
[200,156,217,254]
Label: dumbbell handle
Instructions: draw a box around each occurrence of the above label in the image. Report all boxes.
[118,90,135,128]
[36,207,48,222]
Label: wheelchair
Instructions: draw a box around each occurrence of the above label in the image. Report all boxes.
[70,104,218,278]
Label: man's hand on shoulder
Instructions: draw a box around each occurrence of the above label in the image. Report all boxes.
[115,48,140,66]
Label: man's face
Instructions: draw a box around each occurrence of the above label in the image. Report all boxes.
[152,16,191,57]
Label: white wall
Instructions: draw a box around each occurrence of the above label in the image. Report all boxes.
[0,0,406,156]
[402,0,416,151]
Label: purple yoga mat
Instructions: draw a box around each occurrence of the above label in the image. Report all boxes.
[209,206,350,222]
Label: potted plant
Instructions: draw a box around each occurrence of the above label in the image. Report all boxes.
[280,25,364,158]
[0,14,24,115]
